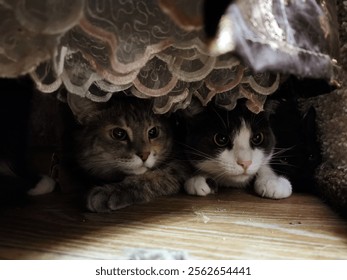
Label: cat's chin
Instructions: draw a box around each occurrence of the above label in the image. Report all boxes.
[218,173,253,187]
[128,167,148,175]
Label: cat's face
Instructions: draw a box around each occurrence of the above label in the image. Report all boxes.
[68,94,172,180]
[185,102,275,186]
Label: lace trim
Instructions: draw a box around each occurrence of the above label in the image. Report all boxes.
[0,0,339,114]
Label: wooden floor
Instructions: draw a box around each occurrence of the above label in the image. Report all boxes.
[0,188,346,260]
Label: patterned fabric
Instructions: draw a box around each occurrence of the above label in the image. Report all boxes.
[301,0,347,215]
[0,0,339,113]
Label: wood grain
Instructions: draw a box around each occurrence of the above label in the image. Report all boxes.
[0,189,346,259]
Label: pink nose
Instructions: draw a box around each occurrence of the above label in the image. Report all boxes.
[237,160,252,170]
[137,151,150,162]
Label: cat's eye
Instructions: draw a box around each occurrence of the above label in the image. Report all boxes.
[251,132,264,146]
[148,126,159,139]
[111,128,128,141]
[214,133,229,147]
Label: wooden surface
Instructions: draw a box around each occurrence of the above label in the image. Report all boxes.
[0,189,346,260]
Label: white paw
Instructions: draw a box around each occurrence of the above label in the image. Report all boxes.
[254,175,292,199]
[27,175,56,196]
[184,175,212,196]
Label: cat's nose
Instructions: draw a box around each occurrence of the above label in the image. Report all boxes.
[237,160,252,170]
[137,151,150,162]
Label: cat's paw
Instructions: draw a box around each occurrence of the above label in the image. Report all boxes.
[86,186,112,213]
[184,175,212,196]
[86,185,130,213]
[254,175,292,199]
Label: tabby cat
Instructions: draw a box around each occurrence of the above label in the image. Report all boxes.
[61,93,187,212]
[182,98,292,199]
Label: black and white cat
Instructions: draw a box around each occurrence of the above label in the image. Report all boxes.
[182,98,292,199]
[60,92,187,212]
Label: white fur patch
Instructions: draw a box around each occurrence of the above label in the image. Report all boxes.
[196,158,251,187]
[254,165,292,199]
[130,167,148,175]
[118,152,157,175]
[233,123,264,174]
[234,122,252,151]
[144,152,156,169]
[184,175,212,196]
[27,175,56,196]
[119,155,146,175]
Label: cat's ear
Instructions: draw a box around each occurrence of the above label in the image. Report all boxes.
[263,99,280,117]
[67,93,100,124]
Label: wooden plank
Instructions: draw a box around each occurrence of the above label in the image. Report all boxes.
[0,189,346,259]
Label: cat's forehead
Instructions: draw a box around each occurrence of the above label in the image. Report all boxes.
[124,111,160,126]
[208,107,266,130]
[102,100,158,125]
[105,114,158,130]
[234,120,252,140]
